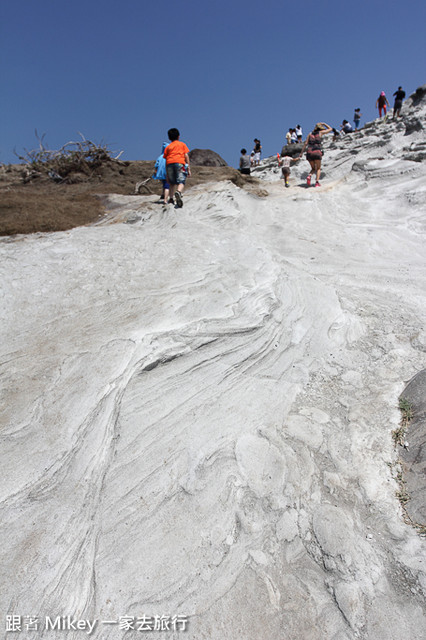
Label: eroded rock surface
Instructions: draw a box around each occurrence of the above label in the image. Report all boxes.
[1,87,426,639]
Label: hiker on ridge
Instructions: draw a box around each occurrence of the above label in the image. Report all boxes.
[277,152,299,188]
[253,139,262,166]
[393,86,406,118]
[353,108,362,131]
[239,149,251,175]
[375,91,390,118]
[163,127,191,208]
[340,120,353,134]
[298,122,332,187]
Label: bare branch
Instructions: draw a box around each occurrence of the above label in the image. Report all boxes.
[16,133,121,182]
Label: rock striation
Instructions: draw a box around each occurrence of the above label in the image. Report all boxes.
[1,86,426,639]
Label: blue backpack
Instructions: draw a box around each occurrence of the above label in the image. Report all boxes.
[152,143,169,180]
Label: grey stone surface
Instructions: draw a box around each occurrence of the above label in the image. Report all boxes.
[280,142,303,157]
[188,148,228,166]
[399,369,426,524]
[409,84,426,107]
[405,117,424,135]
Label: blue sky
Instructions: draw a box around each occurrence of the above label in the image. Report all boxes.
[1,0,425,167]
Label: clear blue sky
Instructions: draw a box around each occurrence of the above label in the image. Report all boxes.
[1,0,425,167]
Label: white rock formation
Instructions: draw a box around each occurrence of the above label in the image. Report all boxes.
[1,88,426,639]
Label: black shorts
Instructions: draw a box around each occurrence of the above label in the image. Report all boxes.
[306,151,322,161]
[240,168,251,175]
[394,100,402,110]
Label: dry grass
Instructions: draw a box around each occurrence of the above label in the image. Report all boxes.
[392,397,413,446]
[0,191,103,236]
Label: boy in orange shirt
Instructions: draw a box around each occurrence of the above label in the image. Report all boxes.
[163,127,191,207]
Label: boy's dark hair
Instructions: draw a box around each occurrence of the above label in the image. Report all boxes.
[168,128,180,141]
[241,148,247,154]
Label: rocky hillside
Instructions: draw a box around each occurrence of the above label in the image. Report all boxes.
[0,153,256,236]
[1,86,426,640]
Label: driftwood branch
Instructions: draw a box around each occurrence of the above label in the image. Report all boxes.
[135,178,152,194]
[15,133,120,182]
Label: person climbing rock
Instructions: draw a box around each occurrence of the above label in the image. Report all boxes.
[277,153,299,188]
[152,142,170,203]
[393,86,406,118]
[340,120,353,134]
[239,148,251,175]
[163,128,191,207]
[376,91,390,118]
[353,108,362,131]
[252,139,262,166]
[299,122,332,187]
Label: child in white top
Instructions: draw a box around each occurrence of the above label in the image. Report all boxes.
[277,153,299,187]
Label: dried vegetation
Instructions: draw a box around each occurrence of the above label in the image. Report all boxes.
[390,397,426,536]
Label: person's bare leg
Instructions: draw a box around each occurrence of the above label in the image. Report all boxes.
[168,184,176,202]
[309,160,321,185]
[306,160,315,186]
[315,160,321,183]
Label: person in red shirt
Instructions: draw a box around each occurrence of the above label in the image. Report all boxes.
[163,128,191,207]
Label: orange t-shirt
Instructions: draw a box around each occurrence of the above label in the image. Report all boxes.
[163,140,189,165]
